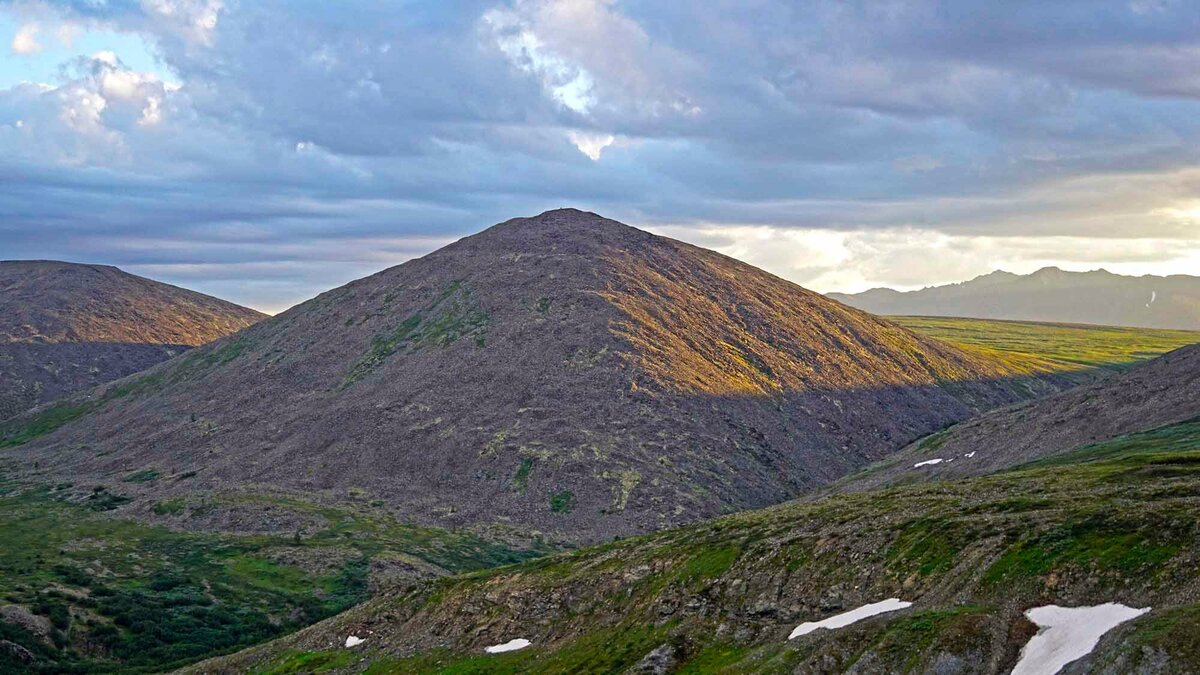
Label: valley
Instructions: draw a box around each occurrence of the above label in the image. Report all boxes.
[188,417,1200,673]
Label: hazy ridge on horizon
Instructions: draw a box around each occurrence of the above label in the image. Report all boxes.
[829,266,1200,331]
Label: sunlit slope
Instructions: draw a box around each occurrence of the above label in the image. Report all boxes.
[189,419,1200,674]
[891,315,1200,381]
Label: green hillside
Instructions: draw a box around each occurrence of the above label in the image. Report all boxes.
[894,315,1200,379]
[194,419,1200,674]
[0,480,547,673]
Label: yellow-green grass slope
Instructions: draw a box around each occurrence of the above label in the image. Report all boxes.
[893,315,1200,381]
[191,419,1200,674]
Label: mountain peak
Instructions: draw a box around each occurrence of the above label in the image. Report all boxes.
[445,208,656,258]
[5,210,1064,544]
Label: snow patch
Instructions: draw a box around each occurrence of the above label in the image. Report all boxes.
[964,452,976,458]
[1012,603,1150,675]
[1147,290,1157,307]
[344,635,365,648]
[788,599,913,639]
[913,458,943,468]
[485,638,531,654]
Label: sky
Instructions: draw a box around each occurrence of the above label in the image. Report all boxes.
[2,0,1199,313]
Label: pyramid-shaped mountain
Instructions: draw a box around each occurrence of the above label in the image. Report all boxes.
[4,210,1069,542]
[0,260,266,420]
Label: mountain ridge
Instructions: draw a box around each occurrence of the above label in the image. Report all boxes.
[3,209,1074,544]
[828,267,1200,330]
[0,260,266,421]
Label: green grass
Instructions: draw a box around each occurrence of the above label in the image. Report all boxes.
[548,490,575,513]
[256,649,357,674]
[0,483,365,673]
[0,333,261,448]
[0,480,550,674]
[680,544,740,582]
[1017,418,1200,469]
[512,458,534,495]
[0,399,99,447]
[151,497,187,515]
[893,315,1200,378]
[342,280,489,387]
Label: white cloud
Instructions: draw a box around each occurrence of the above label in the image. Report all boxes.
[568,130,614,160]
[55,22,80,49]
[650,223,1200,294]
[481,0,697,119]
[11,22,42,55]
[141,0,224,46]
[4,1,1200,311]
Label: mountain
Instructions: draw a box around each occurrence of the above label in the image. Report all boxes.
[838,341,1200,492]
[190,415,1200,674]
[828,267,1200,330]
[0,261,266,420]
[0,210,1075,544]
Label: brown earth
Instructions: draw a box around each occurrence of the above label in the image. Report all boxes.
[0,260,265,345]
[0,260,265,420]
[5,210,1077,544]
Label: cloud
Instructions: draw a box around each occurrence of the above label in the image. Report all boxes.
[567,130,614,160]
[0,0,1199,310]
[10,21,40,54]
[650,223,1200,295]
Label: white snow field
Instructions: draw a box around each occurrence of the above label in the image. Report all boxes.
[485,638,532,654]
[1011,603,1150,675]
[788,598,913,639]
[913,458,944,467]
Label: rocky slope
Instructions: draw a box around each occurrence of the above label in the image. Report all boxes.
[839,342,1199,492]
[187,418,1200,674]
[1,210,1072,544]
[829,267,1200,330]
[0,261,266,420]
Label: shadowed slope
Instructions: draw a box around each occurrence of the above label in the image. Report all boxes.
[4,210,1073,543]
[0,261,266,420]
[839,342,1200,491]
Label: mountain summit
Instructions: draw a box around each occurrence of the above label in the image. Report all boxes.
[829,267,1200,330]
[0,261,265,420]
[5,210,1071,542]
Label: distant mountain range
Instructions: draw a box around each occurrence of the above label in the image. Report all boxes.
[0,261,265,421]
[828,267,1200,330]
[1,210,1074,544]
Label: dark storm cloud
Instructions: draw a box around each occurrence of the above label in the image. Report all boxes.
[1,0,1199,309]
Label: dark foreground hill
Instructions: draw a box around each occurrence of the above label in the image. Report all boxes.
[840,342,1200,492]
[0,261,266,420]
[189,417,1200,674]
[2,210,1074,544]
[829,267,1200,330]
